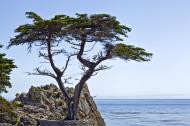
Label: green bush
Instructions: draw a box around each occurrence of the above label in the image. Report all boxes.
[0,96,19,124]
[12,101,24,108]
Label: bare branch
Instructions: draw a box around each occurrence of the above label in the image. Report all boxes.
[39,51,49,60]
[71,46,80,50]
[63,77,73,85]
[52,49,66,56]
[39,61,50,64]
[27,67,56,79]
[94,51,104,62]
[80,64,86,72]
[67,40,80,46]
[94,48,112,66]
[94,65,112,72]
[62,53,76,74]
[92,72,98,76]
[84,42,97,52]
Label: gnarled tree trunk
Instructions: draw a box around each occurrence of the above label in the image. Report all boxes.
[72,68,94,120]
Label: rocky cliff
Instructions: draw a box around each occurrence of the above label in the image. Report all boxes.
[0,84,106,126]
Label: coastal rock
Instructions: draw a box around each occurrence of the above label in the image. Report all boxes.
[13,84,106,126]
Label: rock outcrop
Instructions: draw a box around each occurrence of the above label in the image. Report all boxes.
[6,84,106,126]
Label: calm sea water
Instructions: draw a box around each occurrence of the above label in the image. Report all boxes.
[96,99,190,126]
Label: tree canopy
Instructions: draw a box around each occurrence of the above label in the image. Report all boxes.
[8,12,152,120]
[61,13,153,119]
[0,45,16,93]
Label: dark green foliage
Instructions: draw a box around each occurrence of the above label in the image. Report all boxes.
[0,97,17,116]
[25,12,43,22]
[0,45,16,93]
[8,12,132,48]
[8,12,152,62]
[112,43,153,61]
[0,96,19,124]
[56,13,152,62]
[12,101,24,108]
[65,13,131,42]
[8,12,69,51]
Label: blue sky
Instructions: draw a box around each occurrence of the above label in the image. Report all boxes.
[1,0,190,99]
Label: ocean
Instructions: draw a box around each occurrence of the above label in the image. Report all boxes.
[96,99,190,126]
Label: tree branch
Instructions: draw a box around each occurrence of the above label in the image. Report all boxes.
[94,65,112,72]
[39,51,49,60]
[94,47,112,66]
[27,67,56,79]
[52,49,66,56]
[62,53,76,74]
[84,42,97,52]
[77,36,95,68]
[63,77,73,85]
[47,38,62,76]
